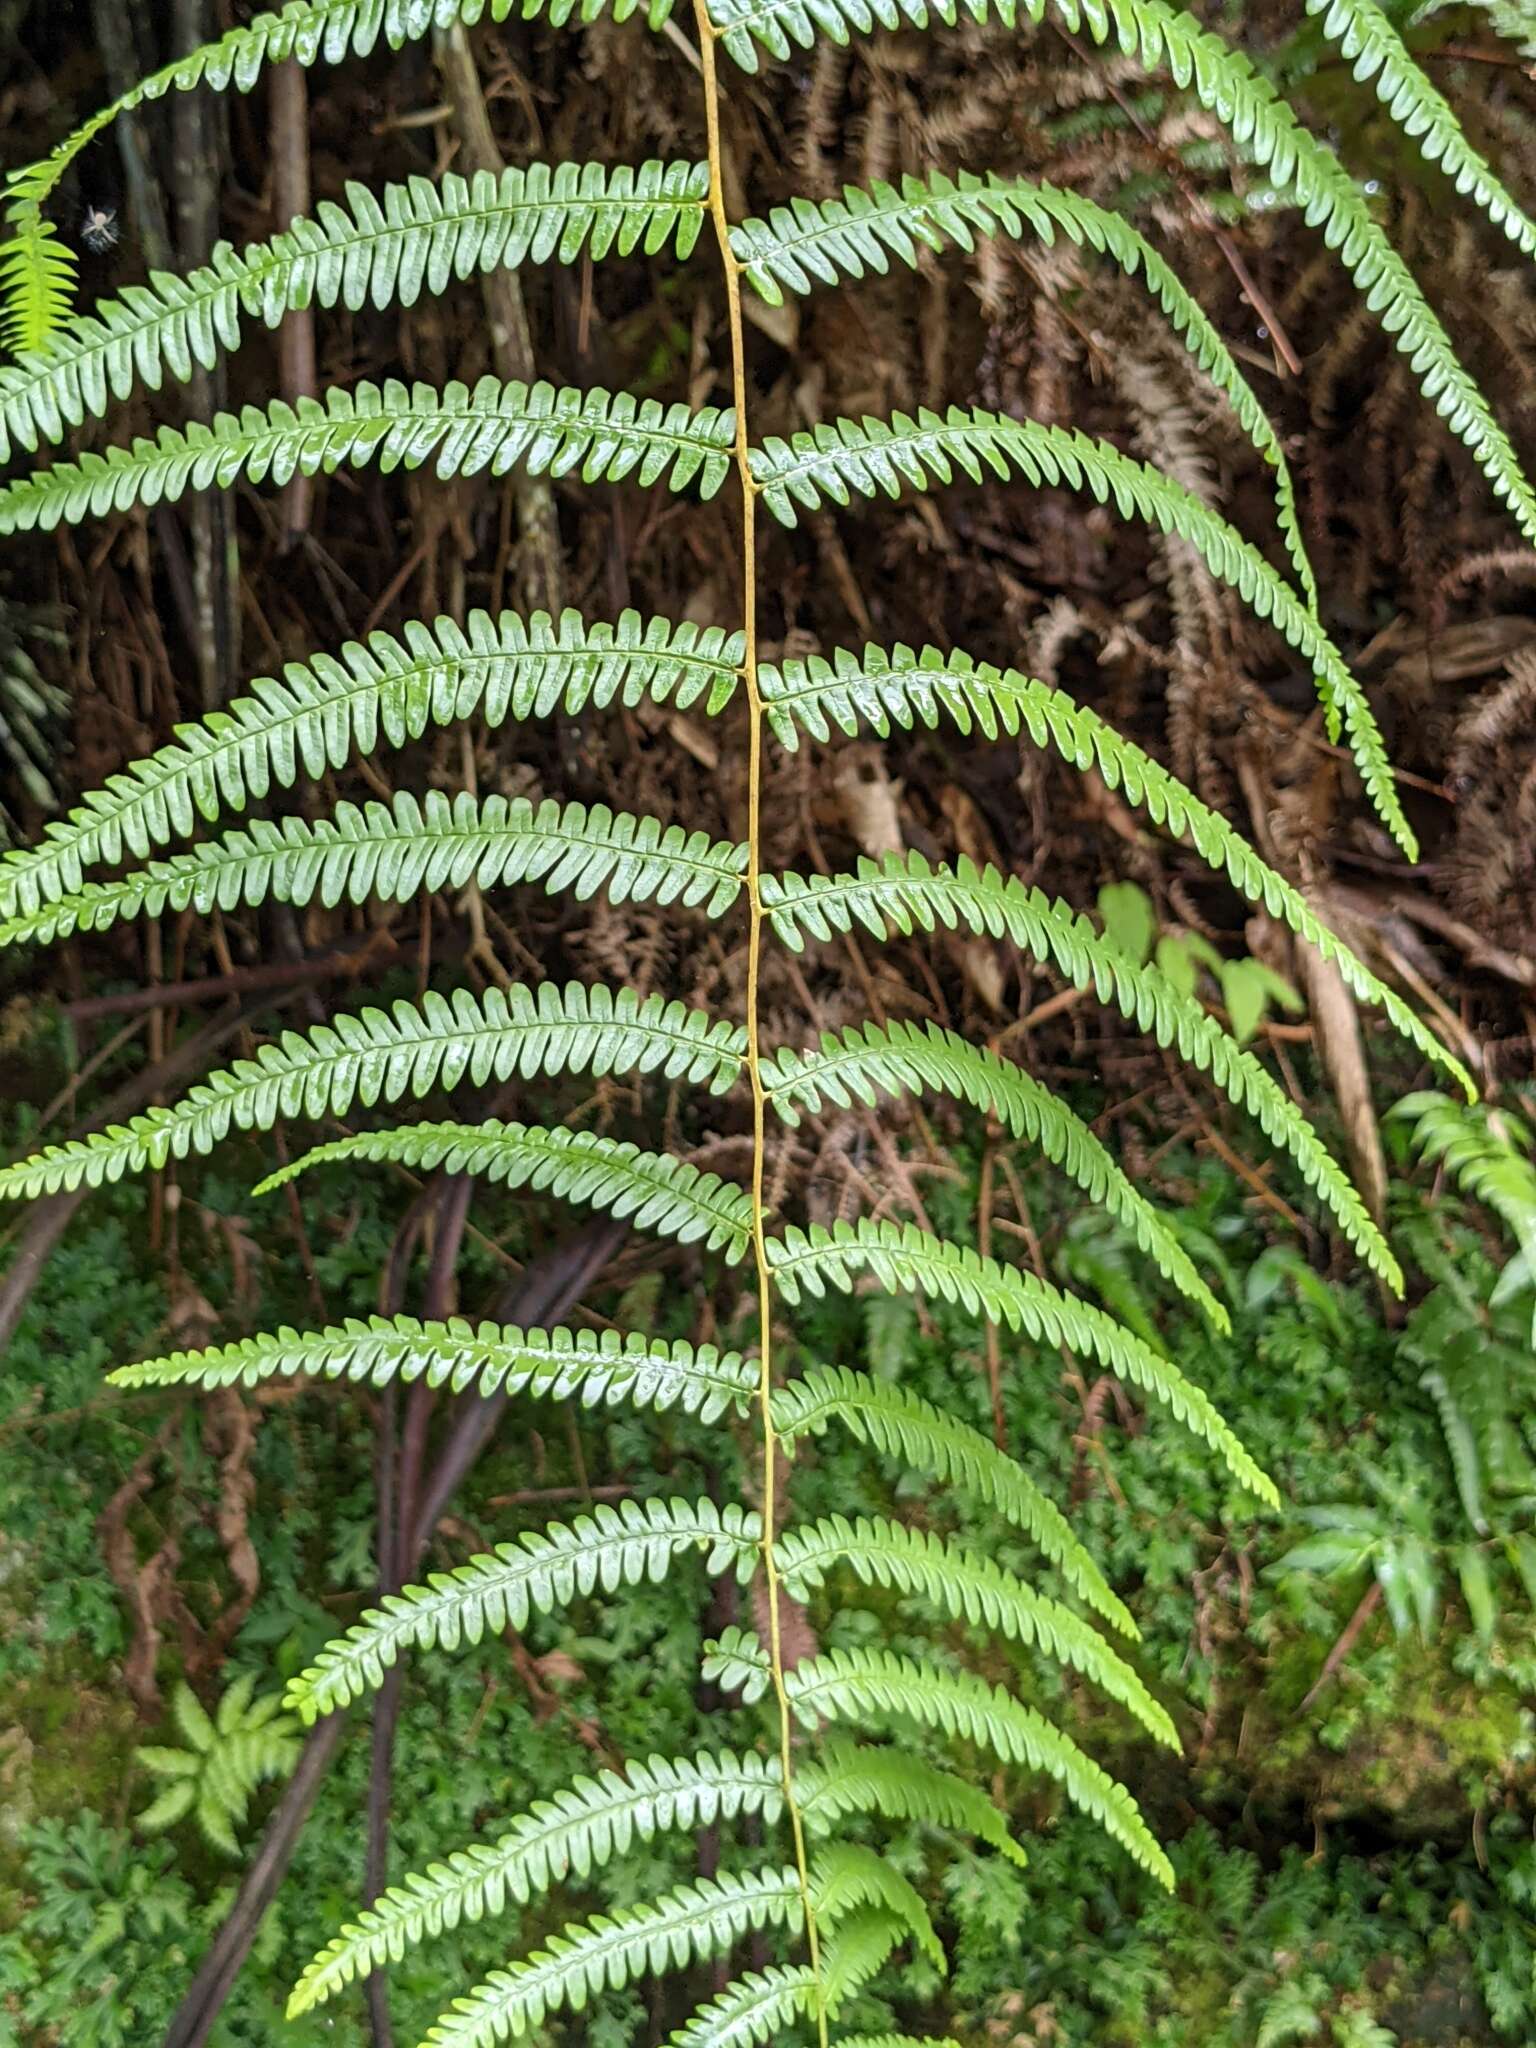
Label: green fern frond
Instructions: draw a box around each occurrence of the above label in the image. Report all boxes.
[663,1965,818,2046]
[784,1646,1174,1886]
[136,1677,300,1857]
[255,1120,754,1259]
[701,1624,773,1701]
[812,1842,945,1971]
[777,1515,1176,1745]
[707,0,1536,559]
[414,1865,803,2048]
[750,410,1409,852]
[0,377,733,537]
[833,2037,955,2048]
[763,855,1398,1289]
[771,1366,1133,1635]
[818,1909,907,2010]
[289,1750,783,2014]
[106,1315,754,1421]
[0,791,747,950]
[0,162,707,457]
[1304,0,1536,259]
[765,1019,1227,1329]
[1393,1091,1536,1336]
[768,1218,1277,1505]
[0,610,742,922]
[758,641,1469,1098]
[0,983,746,1200]
[0,213,77,355]
[1,0,680,350]
[731,168,1315,607]
[796,1739,1027,1866]
[286,1497,761,1721]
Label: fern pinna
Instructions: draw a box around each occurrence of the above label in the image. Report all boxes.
[0,0,1515,2040]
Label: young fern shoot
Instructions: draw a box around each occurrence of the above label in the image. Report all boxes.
[0,0,1510,2041]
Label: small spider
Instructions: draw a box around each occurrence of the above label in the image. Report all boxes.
[79,205,120,255]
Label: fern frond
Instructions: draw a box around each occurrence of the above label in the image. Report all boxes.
[0,378,733,537]
[0,983,746,1199]
[784,1646,1174,1886]
[106,1315,754,1420]
[256,1121,754,1259]
[776,1516,1176,1745]
[833,2037,955,2048]
[818,1909,907,2010]
[732,168,1315,606]
[0,213,77,355]
[765,1019,1227,1329]
[758,641,1469,1098]
[811,1843,945,1970]
[768,1218,1277,1505]
[289,1750,783,2013]
[708,0,1536,558]
[771,1366,1133,1635]
[0,791,747,950]
[750,410,1409,852]
[1393,1092,1536,1336]
[1,0,679,349]
[797,1739,1027,1865]
[763,856,1398,1289]
[286,1497,761,1720]
[1304,0,1536,259]
[0,163,707,458]
[0,610,742,921]
[415,1865,802,2048]
[663,1965,818,2047]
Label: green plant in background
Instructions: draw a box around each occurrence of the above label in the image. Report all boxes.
[1099,880,1307,1047]
[0,0,1530,2039]
[134,1677,301,1858]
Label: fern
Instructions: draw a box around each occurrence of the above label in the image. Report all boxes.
[1303,0,1536,259]
[757,640,1468,1098]
[776,1514,1176,1742]
[751,410,1409,852]
[662,1965,819,2046]
[0,1,1490,2034]
[732,167,1318,608]
[0,379,733,538]
[771,1366,1135,1635]
[0,609,741,922]
[106,1315,756,1418]
[134,1678,300,1857]
[0,983,746,1197]
[810,1843,945,1970]
[783,1645,1175,1885]
[762,858,1398,1289]
[415,1864,801,2048]
[287,1496,761,1719]
[0,163,707,464]
[706,0,1536,557]
[0,791,747,949]
[290,1750,783,2012]
[796,1739,1028,1866]
[768,1217,1279,1505]
[254,1121,756,1257]
[766,1019,1227,1328]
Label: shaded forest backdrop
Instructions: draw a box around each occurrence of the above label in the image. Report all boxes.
[2,0,1536,2041]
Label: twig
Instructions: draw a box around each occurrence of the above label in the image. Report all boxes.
[65,932,402,1020]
